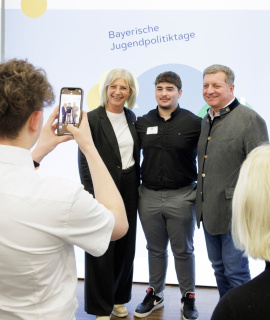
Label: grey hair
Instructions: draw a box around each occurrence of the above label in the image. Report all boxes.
[203,64,235,86]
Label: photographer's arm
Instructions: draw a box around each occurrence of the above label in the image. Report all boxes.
[67,112,128,241]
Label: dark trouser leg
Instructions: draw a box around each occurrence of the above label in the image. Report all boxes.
[84,244,115,316]
[84,166,138,315]
[114,166,138,303]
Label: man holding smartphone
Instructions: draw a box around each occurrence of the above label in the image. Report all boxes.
[0,58,128,320]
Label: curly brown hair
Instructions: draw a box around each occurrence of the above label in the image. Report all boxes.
[0,59,55,139]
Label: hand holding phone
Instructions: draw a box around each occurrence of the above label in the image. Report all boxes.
[66,111,95,154]
[57,87,83,135]
[32,106,73,164]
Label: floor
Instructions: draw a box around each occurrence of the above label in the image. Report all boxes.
[76,281,219,320]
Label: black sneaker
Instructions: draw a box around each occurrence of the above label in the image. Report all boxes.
[134,287,164,318]
[181,292,199,320]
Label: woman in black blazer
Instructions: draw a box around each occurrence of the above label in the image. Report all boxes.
[78,69,140,320]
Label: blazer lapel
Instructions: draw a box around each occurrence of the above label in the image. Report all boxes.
[98,107,122,164]
[125,108,140,163]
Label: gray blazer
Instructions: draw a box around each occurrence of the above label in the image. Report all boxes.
[196,100,269,235]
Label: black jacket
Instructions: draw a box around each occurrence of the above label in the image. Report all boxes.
[78,106,140,195]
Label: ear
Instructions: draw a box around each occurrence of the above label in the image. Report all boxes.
[178,89,182,99]
[28,111,42,132]
[230,84,235,95]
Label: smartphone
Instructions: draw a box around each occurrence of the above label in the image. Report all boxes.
[57,87,83,135]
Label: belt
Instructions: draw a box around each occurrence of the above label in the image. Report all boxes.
[146,182,195,191]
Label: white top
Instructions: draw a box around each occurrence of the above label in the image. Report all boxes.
[0,145,115,320]
[106,110,135,169]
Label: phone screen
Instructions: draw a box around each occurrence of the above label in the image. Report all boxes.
[57,87,83,135]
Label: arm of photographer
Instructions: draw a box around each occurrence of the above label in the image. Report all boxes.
[31,107,128,241]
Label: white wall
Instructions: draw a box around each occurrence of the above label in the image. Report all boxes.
[4,0,269,286]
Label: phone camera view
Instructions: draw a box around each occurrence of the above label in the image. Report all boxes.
[58,88,83,135]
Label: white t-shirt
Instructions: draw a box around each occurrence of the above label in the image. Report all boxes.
[0,145,115,320]
[106,110,135,169]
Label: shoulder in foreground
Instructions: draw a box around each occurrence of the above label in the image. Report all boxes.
[35,175,84,203]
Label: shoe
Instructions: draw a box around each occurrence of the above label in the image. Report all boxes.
[134,287,164,318]
[96,316,111,320]
[181,292,199,320]
[112,304,128,317]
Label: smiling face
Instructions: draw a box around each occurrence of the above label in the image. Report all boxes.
[203,71,234,113]
[106,78,130,113]
[155,82,182,111]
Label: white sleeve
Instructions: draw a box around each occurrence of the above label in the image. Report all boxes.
[66,186,115,257]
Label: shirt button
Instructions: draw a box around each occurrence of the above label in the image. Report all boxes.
[200,192,203,195]
[204,155,208,159]
[207,119,209,123]
[202,173,205,177]
[208,137,211,140]
[226,108,230,112]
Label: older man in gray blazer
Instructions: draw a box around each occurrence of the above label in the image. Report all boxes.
[196,64,269,298]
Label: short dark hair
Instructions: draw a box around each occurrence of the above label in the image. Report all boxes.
[0,59,55,139]
[155,71,182,90]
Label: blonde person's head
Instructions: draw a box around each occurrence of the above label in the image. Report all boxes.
[232,144,270,261]
[100,68,136,109]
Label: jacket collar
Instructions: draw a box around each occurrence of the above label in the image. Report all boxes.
[156,104,181,120]
[98,106,122,163]
[97,106,139,165]
[207,98,240,121]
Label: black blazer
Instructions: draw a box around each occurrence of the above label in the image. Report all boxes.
[78,106,140,195]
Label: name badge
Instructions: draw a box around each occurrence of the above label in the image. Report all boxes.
[146,126,158,135]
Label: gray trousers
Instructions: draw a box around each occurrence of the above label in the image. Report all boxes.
[138,184,196,295]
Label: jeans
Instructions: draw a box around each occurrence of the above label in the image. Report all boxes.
[203,225,251,297]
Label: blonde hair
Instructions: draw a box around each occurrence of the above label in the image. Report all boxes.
[232,144,270,261]
[100,68,136,109]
